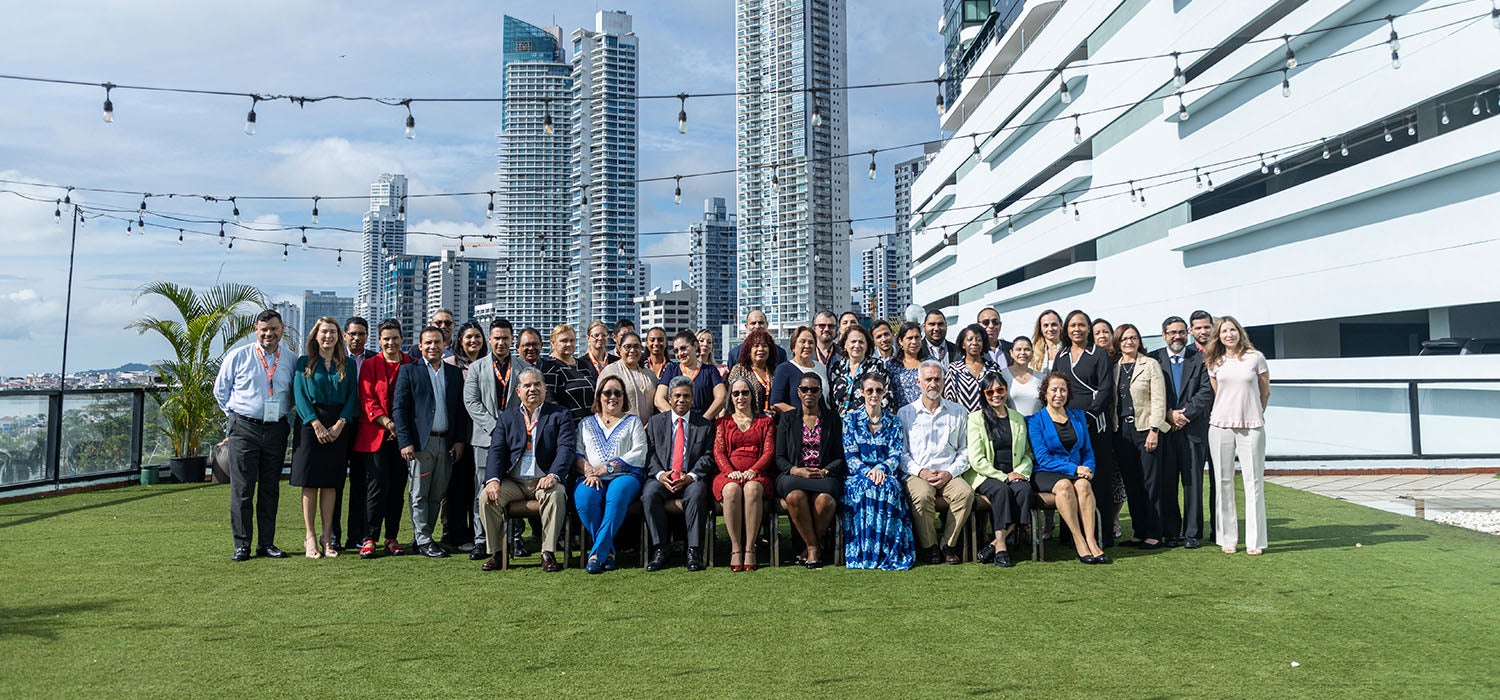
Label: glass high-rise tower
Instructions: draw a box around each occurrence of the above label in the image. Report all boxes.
[358,173,406,327]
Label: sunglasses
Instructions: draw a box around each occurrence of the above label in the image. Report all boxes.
[600,390,625,398]
[433,321,453,327]
[797,386,821,394]
[978,319,999,325]
[730,390,753,397]
[983,388,1007,396]
[863,386,886,394]
[814,323,835,329]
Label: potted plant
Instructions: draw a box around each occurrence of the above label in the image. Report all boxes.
[128,282,269,483]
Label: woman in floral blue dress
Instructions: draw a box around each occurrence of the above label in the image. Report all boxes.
[841,373,915,570]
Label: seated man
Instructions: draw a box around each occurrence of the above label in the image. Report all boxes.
[478,368,574,572]
[641,376,715,572]
[898,360,974,565]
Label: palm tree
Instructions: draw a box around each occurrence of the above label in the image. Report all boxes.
[127,282,269,458]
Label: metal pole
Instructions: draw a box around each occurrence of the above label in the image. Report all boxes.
[59,205,79,390]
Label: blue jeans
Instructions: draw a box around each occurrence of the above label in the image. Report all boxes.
[574,476,643,560]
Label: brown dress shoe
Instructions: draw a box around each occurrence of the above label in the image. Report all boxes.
[540,551,562,572]
[481,555,503,572]
[943,546,962,565]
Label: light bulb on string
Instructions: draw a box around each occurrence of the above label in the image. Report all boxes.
[1195,167,1204,188]
[1281,69,1291,98]
[1387,15,1401,53]
[1172,51,1185,88]
[230,196,240,223]
[458,237,465,255]
[486,191,495,218]
[811,89,823,128]
[1474,98,1483,116]
[336,250,343,267]
[311,196,320,224]
[398,195,405,219]
[1441,105,1451,125]
[218,221,226,244]
[1072,203,1080,221]
[1139,188,1147,206]
[677,93,688,134]
[1321,139,1330,159]
[300,226,308,249]
[673,176,682,205]
[1407,118,1416,137]
[227,237,234,251]
[1205,171,1215,191]
[1058,75,1072,104]
[102,83,114,123]
[244,97,258,136]
[543,99,554,136]
[1073,115,1082,144]
[137,216,145,232]
[54,200,61,224]
[1272,156,1281,175]
[971,135,980,157]
[138,196,147,216]
[126,222,132,237]
[177,229,184,245]
[380,240,389,257]
[1128,180,1138,203]
[1176,93,1189,121]
[63,187,72,206]
[770,167,779,187]
[1259,153,1269,174]
[282,244,289,262]
[1283,35,1296,69]
[1340,139,1349,157]
[935,79,946,116]
[1384,125,1393,142]
[1006,215,1014,235]
[991,202,1002,221]
[867,150,877,180]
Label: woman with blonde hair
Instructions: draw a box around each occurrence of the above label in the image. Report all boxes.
[1029,309,1064,372]
[1204,316,1272,555]
[291,316,358,558]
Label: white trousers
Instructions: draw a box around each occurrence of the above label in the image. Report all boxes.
[1208,426,1267,551]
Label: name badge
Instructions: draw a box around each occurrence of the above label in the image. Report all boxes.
[263,392,280,422]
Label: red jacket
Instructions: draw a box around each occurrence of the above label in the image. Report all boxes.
[355,353,412,453]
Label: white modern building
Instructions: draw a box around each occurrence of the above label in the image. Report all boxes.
[735,0,850,336]
[912,0,1500,458]
[689,197,738,346]
[495,16,573,331]
[569,10,641,329]
[358,173,406,325]
[271,300,302,346]
[424,249,491,323]
[636,280,698,337]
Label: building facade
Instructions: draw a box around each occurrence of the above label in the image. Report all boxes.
[689,197,738,346]
[911,0,1500,360]
[938,1,1026,108]
[358,173,406,324]
[302,290,353,341]
[495,16,574,331]
[568,10,641,330]
[272,301,302,346]
[734,0,850,336]
[424,249,492,323]
[636,280,698,337]
[865,149,936,321]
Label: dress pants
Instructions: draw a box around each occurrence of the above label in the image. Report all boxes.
[362,440,407,543]
[641,477,709,548]
[331,438,366,547]
[469,445,490,549]
[1162,431,1209,540]
[974,476,1033,532]
[575,476,644,560]
[1086,421,1117,547]
[440,446,475,545]
[478,475,567,554]
[226,414,290,549]
[1115,426,1164,541]
[905,475,974,549]
[407,438,452,547]
[1208,425,1267,551]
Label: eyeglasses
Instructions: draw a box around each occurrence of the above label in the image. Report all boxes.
[730,390,753,397]
[814,323,835,329]
[978,319,999,326]
[433,320,453,327]
[620,344,642,352]
[797,386,821,394]
[863,386,886,394]
[600,390,625,398]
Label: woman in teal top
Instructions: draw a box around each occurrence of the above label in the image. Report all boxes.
[290,316,359,559]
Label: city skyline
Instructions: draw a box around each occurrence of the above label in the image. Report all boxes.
[0,2,944,377]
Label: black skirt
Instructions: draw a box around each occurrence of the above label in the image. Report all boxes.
[290,404,350,488]
[1032,470,1083,494]
[775,473,843,500]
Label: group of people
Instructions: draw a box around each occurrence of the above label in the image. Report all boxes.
[211,302,1271,571]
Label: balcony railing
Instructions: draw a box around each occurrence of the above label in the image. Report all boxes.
[0,387,167,492]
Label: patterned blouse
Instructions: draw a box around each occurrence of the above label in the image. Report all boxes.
[842,406,906,477]
[943,358,1004,413]
[884,358,922,410]
[801,419,823,470]
[828,355,892,416]
[725,363,775,415]
[575,413,648,481]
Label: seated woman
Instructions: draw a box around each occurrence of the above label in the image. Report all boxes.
[713,377,776,572]
[964,374,1035,568]
[1026,372,1109,564]
[774,373,845,569]
[574,375,648,574]
[840,374,915,570]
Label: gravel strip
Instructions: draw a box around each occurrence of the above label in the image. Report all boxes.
[1432,510,1500,535]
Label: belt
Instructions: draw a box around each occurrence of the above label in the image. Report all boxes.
[430,430,448,437]
[234,412,284,426]
[1121,416,1135,423]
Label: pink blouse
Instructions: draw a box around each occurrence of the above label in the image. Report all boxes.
[1208,351,1269,429]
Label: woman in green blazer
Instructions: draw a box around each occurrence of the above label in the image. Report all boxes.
[964,373,1036,567]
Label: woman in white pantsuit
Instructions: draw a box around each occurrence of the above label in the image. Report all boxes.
[1204,316,1271,555]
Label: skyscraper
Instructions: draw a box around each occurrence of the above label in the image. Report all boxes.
[689,197,738,347]
[635,280,697,337]
[495,16,573,330]
[735,0,849,335]
[272,300,302,346]
[424,249,491,322]
[358,173,406,323]
[568,10,639,329]
[302,290,354,340]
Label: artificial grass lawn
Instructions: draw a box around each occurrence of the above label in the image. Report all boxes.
[1,481,1497,698]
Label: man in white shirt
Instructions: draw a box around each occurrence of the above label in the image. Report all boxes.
[899,360,975,565]
[479,368,574,572]
[212,309,295,562]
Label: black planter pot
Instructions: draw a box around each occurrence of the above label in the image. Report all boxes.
[168,456,208,483]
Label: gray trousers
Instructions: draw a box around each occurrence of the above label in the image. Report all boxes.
[408,438,452,546]
[226,414,290,549]
[471,445,490,547]
[641,477,709,548]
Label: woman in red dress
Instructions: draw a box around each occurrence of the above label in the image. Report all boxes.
[713,376,775,571]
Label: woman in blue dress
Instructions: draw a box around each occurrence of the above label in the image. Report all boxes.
[841,373,915,570]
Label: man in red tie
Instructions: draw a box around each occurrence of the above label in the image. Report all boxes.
[641,376,715,571]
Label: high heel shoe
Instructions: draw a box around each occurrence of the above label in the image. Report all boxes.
[324,539,339,558]
[729,550,745,572]
[305,536,322,559]
[743,550,758,572]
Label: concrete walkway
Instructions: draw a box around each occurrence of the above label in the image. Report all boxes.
[1267,472,1500,534]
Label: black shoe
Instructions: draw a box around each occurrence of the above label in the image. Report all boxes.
[419,542,449,558]
[343,539,362,551]
[468,547,489,561]
[1078,554,1096,564]
[511,534,529,558]
[256,545,288,559]
[1122,539,1145,548]
[231,547,251,562]
[1183,537,1202,549]
[1164,537,1183,548]
[1092,553,1112,564]
[977,543,996,564]
[923,546,943,565]
[686,547,705,572]
[646,547,668,572]
[1140,540,1164,550]
[994,551,1014,568]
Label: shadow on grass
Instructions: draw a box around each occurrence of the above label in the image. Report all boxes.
[0,599,124,641]
[0,485,212,531]
[1268,518,1427,552]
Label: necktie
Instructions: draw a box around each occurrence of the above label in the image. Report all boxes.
[1171,355,1184,408]
[671,417,686,477]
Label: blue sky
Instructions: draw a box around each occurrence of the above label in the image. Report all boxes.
[0,1,945,375]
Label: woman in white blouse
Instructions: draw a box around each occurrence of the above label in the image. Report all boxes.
[1204,316,1272,556]
[574,375,649,574]
[1004,336,1043,416]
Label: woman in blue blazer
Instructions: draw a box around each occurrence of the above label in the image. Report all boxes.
[1027,372,1109,564]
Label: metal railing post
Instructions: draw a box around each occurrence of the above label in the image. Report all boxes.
[45,391,62,483]
[130,389,145,472]
[1408,381,1423,457]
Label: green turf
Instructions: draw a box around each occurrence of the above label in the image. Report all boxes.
[1,480,1497,698]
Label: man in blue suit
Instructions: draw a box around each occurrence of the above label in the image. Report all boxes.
[393,326,471,558]
[1152,316,1215,548]
[478,367,574,572]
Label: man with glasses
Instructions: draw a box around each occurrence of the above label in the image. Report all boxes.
[462,318,534,558]
[977,308,1012,367]
[1151,316,1214,548]
[478,368,573,572]
[898,360,974,565]
[813,311,841,367]
[409,309,456,360]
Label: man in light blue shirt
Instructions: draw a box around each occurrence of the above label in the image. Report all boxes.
[212,309,295,562]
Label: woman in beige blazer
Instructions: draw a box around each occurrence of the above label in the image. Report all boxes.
[1112,324,1171,548]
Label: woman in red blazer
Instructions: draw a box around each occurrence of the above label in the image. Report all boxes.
[355,320,413,558]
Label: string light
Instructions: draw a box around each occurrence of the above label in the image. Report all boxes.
[991,202,1002,220]
[867,150,877,180]
[1282,69,1292,98]
[1194,167,1204,188]
[1058,75,1072,104]
[311,196,319,224]
[1321,139,1330,159]
[63,187,71,206]
[1407,117,1416,137]
[1284,35,1297,69]
[769,166,779,187]
[138,195,147,216]
[1072,202,1080,221]
[1388,15,1402,69]
[1205,170,1215,191]
[1474,98,1483,116]
[177,228,184,245]
[486,191,495,218]
[299,226,307,249]
[1073,115,1082,144]
[227,236,234,251]
[935,79,946,116]
[102,83,114,123]
[1006,215,1014,235]
[677,93,688,134]
[1171,51,1185,88]
[230,196,240,223]
[1340,139,1349,157]
[380,240,388,257]
[1384,124,1393,142]
[137,215,145,232]
[1128,180,1138,202]
[543,99,554,136]
[244,97,258,136]
[398,195,405,218]
[673,176,682,205]
[1176,93,1189,121]
[1441,105,1450,124]
[218,220,225,244]
[54,200,61,223]
[1138,187,1147,206]
[403,101,415,139]
[336,249,342,267]
[1272,155,1282,175]
[1259,153,1270,174]
[811,89,823,128]
[282,243,289,262]
[971,135,980,157]
[126,221,132,236]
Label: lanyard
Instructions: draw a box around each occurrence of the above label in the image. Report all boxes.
[255,347,280,397]
[521,406,538,451]
[492,356,511,399]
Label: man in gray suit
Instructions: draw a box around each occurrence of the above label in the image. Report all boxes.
[462,317,534,559]
[641,376,716,572]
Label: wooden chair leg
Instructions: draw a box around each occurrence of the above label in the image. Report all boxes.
[834,516,844,566]
[1031,509,1043,563]
[706,513,716,569]
[768,505,779,568]
[501,517,511,571]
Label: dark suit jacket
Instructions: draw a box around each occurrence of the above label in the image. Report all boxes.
[645,411,716,481]
[485,403,575,483]
[1151,347,1213,441]
[926,339,962,364]
[392,360,470,452]
[774,407,848,479]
